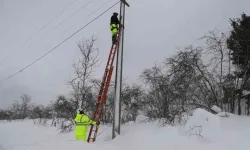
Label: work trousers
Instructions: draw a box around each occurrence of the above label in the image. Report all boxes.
[75,126,87,141]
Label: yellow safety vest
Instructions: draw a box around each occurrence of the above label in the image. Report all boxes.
[74,114,96,126]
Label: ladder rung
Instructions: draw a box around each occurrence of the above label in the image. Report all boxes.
[100,86,106,91]
[88,30,121,143]
[98,92,104,96]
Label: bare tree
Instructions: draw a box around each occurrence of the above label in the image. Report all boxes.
[139,45,220,126]
[20,94,31,119]
[67,36,100,116]
[140,63,177,124]
[167,46,220,107]
[90,78,116,124]
[9,94,32,120]
[201,29,228,109]
[0,109,12,121]
[90,78,143,124]
[120,83,144,123]
[50,95,76,132]
[10,100,21,120]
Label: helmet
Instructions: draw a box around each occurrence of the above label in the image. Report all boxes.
[113,12,118,16]
[77,108,84,114]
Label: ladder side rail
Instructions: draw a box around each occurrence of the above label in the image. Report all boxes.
[91,66,114,142]
[90,48,119,142]
[105,44,115,68]
[88,68,109,137]
[90,44,116,122]
[87,26,123,142]
[87,44,116,143]
[96,27,122,123]
[87,65,110,142]
[91,42,117,122]
[98,67,114,121]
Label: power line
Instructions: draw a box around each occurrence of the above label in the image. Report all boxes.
[0,1,120,84]
[0,0,109,75]
[62,0,115,34]
[0,0,78,64]
[41,0,94,38]
[26,0,94,49]
[39,0,78,32]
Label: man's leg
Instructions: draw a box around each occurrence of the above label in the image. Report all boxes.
[75,128,87,141]
[78,135,87,141]
[112,34,117,44]
[75,134,86,141]
[75,129,79,140]
[76,135,80,141]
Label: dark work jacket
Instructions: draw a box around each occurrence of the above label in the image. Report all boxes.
[110,15,120,25]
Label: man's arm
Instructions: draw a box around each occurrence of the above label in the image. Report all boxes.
[88,118,100,126]
[84,116,96,125]
[89,120,96,125]
[74,114,79,123]
[116,17,120,25]
[118,16,125,28]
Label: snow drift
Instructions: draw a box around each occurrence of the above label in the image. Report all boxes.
[184,108,222,143]
[1,108,250,150]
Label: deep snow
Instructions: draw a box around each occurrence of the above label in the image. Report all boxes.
[1,108,250,150]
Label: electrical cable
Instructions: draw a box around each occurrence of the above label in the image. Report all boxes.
[38,0,78,33]
[62,0,115,35]
[0,0,78,63]
[0,1,120,84]
[40,0,94,39]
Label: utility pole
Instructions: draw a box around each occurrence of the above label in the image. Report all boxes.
[112,0,129,139]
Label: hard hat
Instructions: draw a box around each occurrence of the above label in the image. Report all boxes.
[77,108,84,114]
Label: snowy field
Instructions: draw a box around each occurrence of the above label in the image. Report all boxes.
[1,108,250,150]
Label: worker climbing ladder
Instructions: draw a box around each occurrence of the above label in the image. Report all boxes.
[87,26,123,143]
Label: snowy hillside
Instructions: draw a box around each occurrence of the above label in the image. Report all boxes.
[1,108,250,150]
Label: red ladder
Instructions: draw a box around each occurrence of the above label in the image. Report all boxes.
[87,26,122,143]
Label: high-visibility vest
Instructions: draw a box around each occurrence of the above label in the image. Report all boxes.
[74,114,96,126]
[110,24,118,31]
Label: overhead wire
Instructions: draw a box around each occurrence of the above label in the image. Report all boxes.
[40,0,94,39]
[27,0,94,48]
[0,0,78,64]
[62,0,115,35]
[38,0,78,32]
[0,0,120,84]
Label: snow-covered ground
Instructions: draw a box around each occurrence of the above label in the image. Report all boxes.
[1,108,250,150]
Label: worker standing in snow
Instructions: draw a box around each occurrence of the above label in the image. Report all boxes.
[110,12,120,44]
[74,108,100,141]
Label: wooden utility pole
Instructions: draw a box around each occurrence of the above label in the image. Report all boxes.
[112,0,129,139]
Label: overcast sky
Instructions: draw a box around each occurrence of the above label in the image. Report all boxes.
[0,0,249,108]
